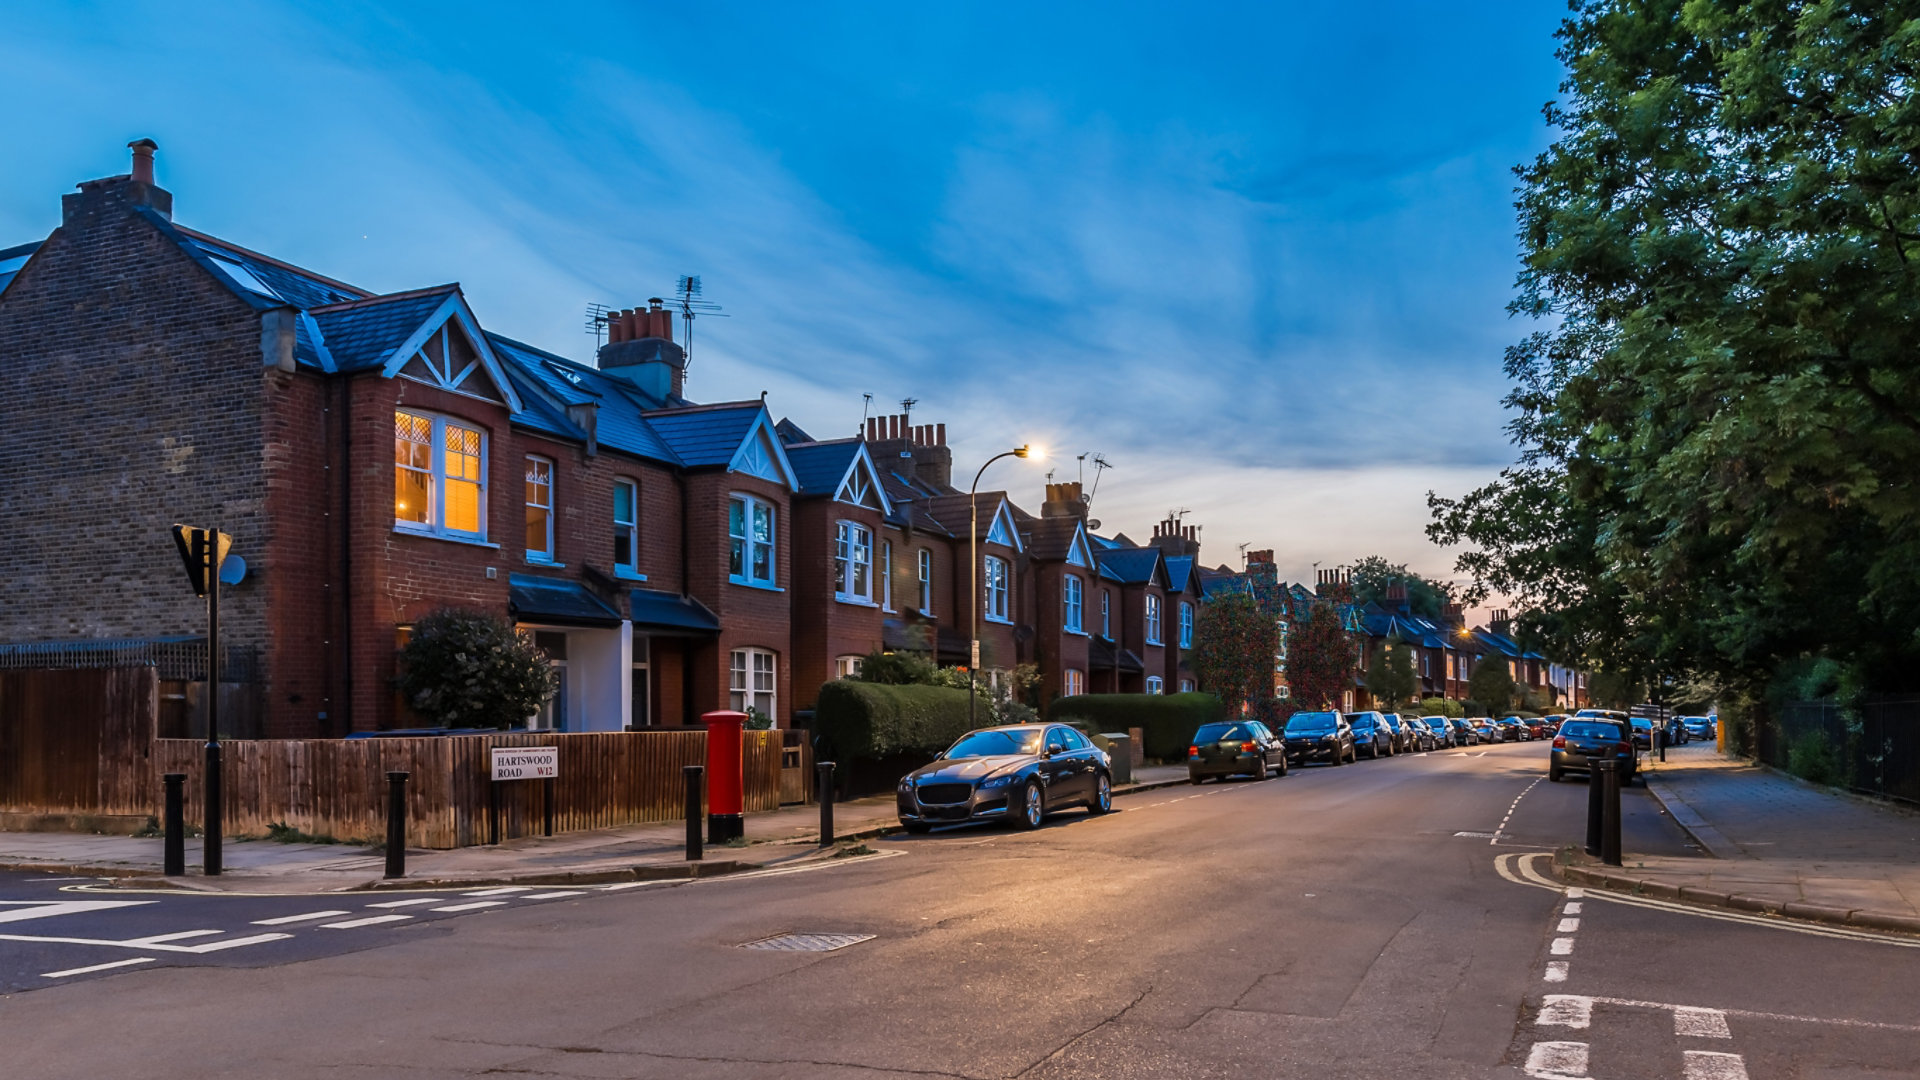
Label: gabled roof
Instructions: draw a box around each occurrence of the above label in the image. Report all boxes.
[489,335,682,466]
[786,439,892,513]
[309,287,461,372]
[1093,545,1166,587]
[645,402,798,490]
[1165,555,1195,593]
[0,241,42,297]
[1023,516,1093,565]
[922,493,1024,552]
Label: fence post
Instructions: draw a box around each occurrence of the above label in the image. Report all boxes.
[817,761,836,848]
[1585,763,1603,857]
[385,771,410,879]
[1598,759,1622,867]
[683,765,704,862]
[163,773,186,876]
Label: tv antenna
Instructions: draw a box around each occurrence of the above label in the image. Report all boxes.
[672,274,727,373]
[585,302,613,349]
[1169,507,1191,524]
[1086,453,1113,503]
[859,393,874,438]
[1240,542,1253,568]
[899,397,918,425]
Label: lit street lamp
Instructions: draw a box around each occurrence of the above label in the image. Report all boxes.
[970,444,1042,728]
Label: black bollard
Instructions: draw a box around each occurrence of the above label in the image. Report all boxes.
[683,765,704,862]
[1658,725,1667,763]
[1585,762,1603,857]
[385,771,410,879]
[1599,759,1623,867]
[817,761,836,848]
[163,773,186,876]
[203,740,223,876]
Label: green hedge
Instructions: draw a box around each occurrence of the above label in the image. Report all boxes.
[814,680,977,760]
[1048,693,1225,761]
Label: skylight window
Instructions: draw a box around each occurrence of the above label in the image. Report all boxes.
[207,255,281,300]
[547,363,584,386]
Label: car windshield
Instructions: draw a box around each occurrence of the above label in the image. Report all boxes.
[944,729,1043,759]
[1285,712,1339,734]
[1195,723,1251,743]
[1562,722,1625,740]
[1631,718,1652,729]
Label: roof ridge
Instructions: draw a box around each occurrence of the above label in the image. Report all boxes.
[172,225,376,299]
[308,284,460,314]
[643,399,765,417]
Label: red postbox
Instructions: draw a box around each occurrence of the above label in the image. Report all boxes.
[702,710,747,842]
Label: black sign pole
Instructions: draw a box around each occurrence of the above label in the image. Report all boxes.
[203,529,223,876]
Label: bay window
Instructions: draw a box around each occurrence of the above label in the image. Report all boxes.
[835,521,873,602]
[394,410,486,539]
[729,494,776,586]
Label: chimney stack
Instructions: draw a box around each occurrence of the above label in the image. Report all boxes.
[1042,482,1087,520]
[63,138,173,225]
[597,299,686,401]
[1150,516,1201,559]
[864,412,951,489]
[129,139,157,185]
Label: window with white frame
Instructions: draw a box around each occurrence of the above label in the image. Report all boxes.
[728,494,776,586]
[613,478,640,576]
[1179,601,1193,648]
[1146,675,1164,695]
[835,655,863,678]
[729,648,776,720]
[1064,574,1084,633]
[524,456,554,562]
[1101,590,1111,638]
[394,410,486,538]
[917,549,933,613]
[1180,678,1195,692]
[835,521,873,602]
[881,539,893,609]
[1062,668,1085,696]
[984,555,1010,622]
[1145,593,1163,644]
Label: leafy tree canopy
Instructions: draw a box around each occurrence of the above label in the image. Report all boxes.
[396,609,557,730]
[1467,659,1516,717]
[1429,0,1920,696]
[1193,592,1278,715]
[1365,633,1419,711]
[1289,596,1357,710]
[1348,556,1454,620]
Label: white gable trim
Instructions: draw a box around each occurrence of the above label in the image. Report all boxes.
[983,499,1024,553]
[1066,525,1093,568]
[833,444,893,514]
[726,410,800,491]
[380,292,525,413]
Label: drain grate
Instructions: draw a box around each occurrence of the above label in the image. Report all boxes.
[739,932,875,952]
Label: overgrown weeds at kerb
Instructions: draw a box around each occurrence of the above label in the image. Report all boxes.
[264,821,344,845]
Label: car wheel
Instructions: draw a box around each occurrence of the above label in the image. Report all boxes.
[902,821,933,834]
[1549,764,1563,782]
[1250,759,1269,781]
[1328,747,1343,767]
[1013,780,1045,829]
[1089,771,1113,814]
[1189,773,1205,786]
[1274,754,1288,778]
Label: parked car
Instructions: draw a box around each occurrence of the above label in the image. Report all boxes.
[1283,710,1354,766]
[1402,716,1438,752]
[1469,717,1498,743]
[1448,717,1478,745]
[1344,711,1396,759]
[1682,715,1716,740]
[1628,716,1655,750]
[1662,716,1689,745]
[1496,716,1529,742]
[1188,720,1288,784]
[1540,715,1568,737]
[1422,716,1457,748]
[1523,716,1547,740]
[1380,712,1413,753]
[897,723,1111,833]
[1548,718,1640,784]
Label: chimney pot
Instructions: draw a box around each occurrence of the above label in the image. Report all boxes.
[936,423,946,446]
[128,138,157,185]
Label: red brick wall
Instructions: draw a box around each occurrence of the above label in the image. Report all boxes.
[684,470,792,725]
[1030,562,1092,705]
[791,498,887,709]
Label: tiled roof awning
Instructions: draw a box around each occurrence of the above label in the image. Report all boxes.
[509,574,623,628]
[629,589,720,637]
[1089,636,1145,673]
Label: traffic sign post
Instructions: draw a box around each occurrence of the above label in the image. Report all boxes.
[170,524,231,876]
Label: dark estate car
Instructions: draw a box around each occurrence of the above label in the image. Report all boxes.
[1549,718,1641,784]
[1283,711,1354,766]
[1496,716,1530,742]
[898,724,1111,832]
[1188,720,1289,784]
[1628,716,1655,750]
[1540,715,1568,737]
[1345,711,1396,759]
[1402,716,1438,752]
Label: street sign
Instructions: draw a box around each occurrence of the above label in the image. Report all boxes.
[490,746,559,781]
[169,524,231,598]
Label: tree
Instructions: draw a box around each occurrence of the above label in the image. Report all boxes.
[1288,596,1357,710]
[396,608,557,729]
[1365,633,1417,711]
[1348,556,1453,620]
[1419,696,1464,719]
[1192,592,1277,715]
[1428,2,1920,698]
[1467,659,1516,717]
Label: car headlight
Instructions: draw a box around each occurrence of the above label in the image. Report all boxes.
[898,777,914,792]
[1321,735,1338,743]
[980,774,1016,789]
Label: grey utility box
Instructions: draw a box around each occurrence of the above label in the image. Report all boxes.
[1096,733,1133,784]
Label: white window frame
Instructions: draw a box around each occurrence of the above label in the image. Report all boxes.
[613,477,643,579]
[917,548,933,613]
[729,494,777,587]
[1145,593,1163,645]
[730,647,777,721]
[1178,601,1193,649]
[881,539,894,610]
[524,455,555,563]
[394,409,488,540]
[1062,669,1085,697]
[1101,590,1111,638]
[1063,574,1084,634]
[835,655,864,678]
[1146,675,1164,695]
[1180,678,1195,693]
[835,520,874,604]
[984,555,1011,624]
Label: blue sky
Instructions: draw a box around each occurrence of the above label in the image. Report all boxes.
[0,1,1565,590]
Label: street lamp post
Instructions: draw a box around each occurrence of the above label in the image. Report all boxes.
[970,445,1040,728]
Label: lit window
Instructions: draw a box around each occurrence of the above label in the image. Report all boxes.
[835,521,873,602]
[917,549,933,613]
[393,410,486,539]
[1063,669,1085,696]
[1146,675,1164,695]
[1064,574,1084,633]
[881,539,894,610]
[613,478,640,575]
[1179,602,1193,648]
[984,555,1010,623]
[1180,678,1195,692]
[525,456,554,562]
[835,655,864,678]
[730,648,777,721]
[728,495,776,586]
[1145,594,1163,645]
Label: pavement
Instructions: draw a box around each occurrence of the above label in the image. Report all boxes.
[0,764,1191,893]
[9,741,1918,1079]
[1559,741,1920,931]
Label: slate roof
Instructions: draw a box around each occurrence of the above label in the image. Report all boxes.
[508,573,623,628]
[1089,635,1145,673]
[1165,555,1195,593]
[308,287,459,373]
[1022,517,1084,562]
[922,492,1013,542]
[629,589,720,636]
[785,439,861,497]
[1092,545,1163,585]
[175,227,368,310]
[643,403,766,467]
[0,241,41,297]
[487,335,681,466]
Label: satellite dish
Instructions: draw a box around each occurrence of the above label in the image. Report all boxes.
[1088,519,1102,530]
[218,554,247,586]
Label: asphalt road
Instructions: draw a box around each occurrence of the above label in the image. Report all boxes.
[2,740,1915,1079]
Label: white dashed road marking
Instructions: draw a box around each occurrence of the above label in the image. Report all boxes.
[42,957,156,979]
[251,910,351,926]
[122,930,223,946]
[1550,937,1575,956]
[1539,995,1593,1029]
[1674,1007,1733,1039]
[431,901,507,913]
[1492,777,1545,845]
[519,891,586,900]
[1556,917,1580,933]
[1543,961,1569,983]
[320,915,413,929]
[1682,1050,1750,1080]
[1523,1040,1589,1078]
[366,897,447,908]
[462,887,532,897]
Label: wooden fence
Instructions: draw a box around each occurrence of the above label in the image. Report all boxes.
[0,667,157,818]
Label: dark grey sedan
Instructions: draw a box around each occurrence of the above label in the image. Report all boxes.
[897,724,1111,833]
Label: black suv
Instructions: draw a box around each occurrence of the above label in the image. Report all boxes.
[1282,710,1354,766]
